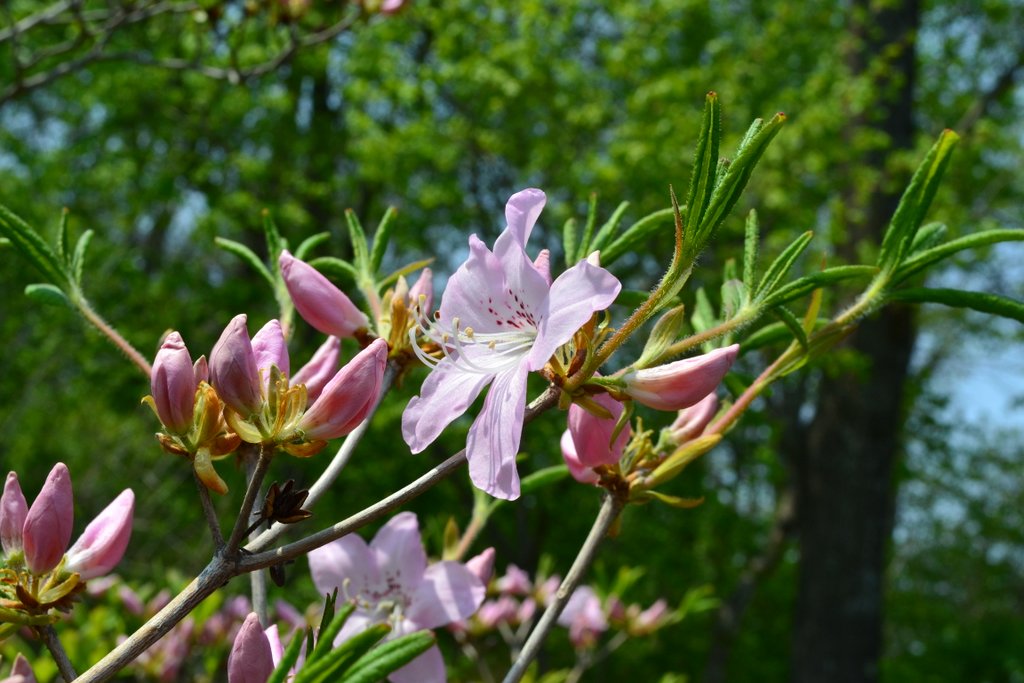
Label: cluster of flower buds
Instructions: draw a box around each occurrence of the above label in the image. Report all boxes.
[1,464,133,633]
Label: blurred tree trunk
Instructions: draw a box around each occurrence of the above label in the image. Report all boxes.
[791,2,919,683]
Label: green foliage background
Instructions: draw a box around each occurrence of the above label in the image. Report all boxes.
[1,1,1022,680]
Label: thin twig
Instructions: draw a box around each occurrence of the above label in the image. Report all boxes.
[225,446,272,557]
[39,624,77,682]
[193,470,224,550]
[502,492,625,683]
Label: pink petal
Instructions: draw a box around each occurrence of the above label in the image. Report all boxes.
[370,512,427,595]
[279,250,368,338]
[503,188,546,247]
[290,336,341,403]
[560,431,599,485]
[407,561,486,629]
[568,393,630,469]
[532,249,552,285]
[408,268,434,314]
[308,534,380,599]
[529,259,621,370]
[401,357,491,453]
[151,331,196,433]
[209,314,263,415]
[10,653,36,683]
[667,393,719,443]
[466,361,529,500]
[227,613,274,683]
[437,235,522,333]
[623,344,738,411]
[23,463,73,574]
[251,319,289,383]
[299,339,388,440]
[387,644,445,683]
[65,489,133,580]
[465,547,496,585]
[1,472,28,555]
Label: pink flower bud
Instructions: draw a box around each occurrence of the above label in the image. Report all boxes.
[622,344,739,411]
[210,315,263,415]
[151,332,197,433]
[291,336,341,403]
[667,393,718,444]
[228,613,275,683]
[65,489,134,580]
[279,251,368,338]
[408,268,434,314]
[23,463,74,574]
[193,356,209,385]
[251,320,290,385]
[466,547,496,585]
[7,653,36,683]
[632,599,670,633]
[298,338,388,440]
[559,431,600,485]
[495,564,532,596]
[567,393,630,469]
[1,472,28,556]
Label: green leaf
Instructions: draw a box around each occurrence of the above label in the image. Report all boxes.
[742,209,759,300]
[601,208,676,267]
[893,228,1024,284]
[590,201,630,255]
[877,130,959,273]
[294,232,331,261]
[308,602,356,664]
[57,208,71,266]
[761,265,878,309]
[215,237,275,291]
[698,112,785,249]
[377,257,435,291]
[772,306,808,350]
[720,278,745,321]
[889,287,1024,324]
[684,92,721,249]
[345,209,371,275]
[24,283,72,309]
[0,203,70,289]
[0,237,10,247]
[71,229,94,287]
[340,631,436,683]
[577,193,599,261]
[754,231,814,299]
[562,217,579,268]
[636,303,687,367]
[297,623,390,683]
[520,465,570,495]
[369,207,397,275]
[263,210,286,264]
[309,256,360,285]
[645,490,705,509]
[908,221,947,255]
[691,287,716,334]
[267,627,308,683]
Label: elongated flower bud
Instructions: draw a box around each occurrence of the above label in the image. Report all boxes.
[279,250,368,338]
[622,344,739,411]
[210,315,263,415]
[23,463,74,574]
[567,393,630,469]
[466,547,496,585]
[151,332,197,433]
[65,489,134,580]
[228,613,275,683]
[560,431,600,484]
[1,472,28,557]
[291,336,341,403]
[7,653,36,683]
[667,393,718,444]
[299,339,388,440]
[251,319,290,385]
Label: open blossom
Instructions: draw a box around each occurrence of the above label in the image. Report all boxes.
[1,464,132,578]
[402,189,621,499]
[308,512,485,683]
[622,344,738,411]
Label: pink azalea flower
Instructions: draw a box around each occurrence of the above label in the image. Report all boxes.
[402,189,621,499]
[622,344,738,411]
[308,512,485,683]
[557,585,608,649]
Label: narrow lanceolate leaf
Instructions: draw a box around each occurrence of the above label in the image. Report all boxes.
[298,623,391,683]
[577,193,599,261]
[698,112,786,249]
[215,237,275,290]
[267,627,308,683]
[308,602,356,664]
[377,257,435,291]
[309,256,360,285]
[57,208,71,266]
[71,229,94,287]
[877,129,959,274]
[684,92,722,247]
[646,490,705,509]
[893,228,1024,284]
[590,201,631,255]
[601,207,677,266]
[889,288,1024,324]
[691,287,717,334]
[345,209,371,275]
[295,232,331,261]
[369,207,398,275]
[562,217,579,268]
[743,210,759,300]
[0,203,70,289]
[340,631,436,683]
[742,319,828,353]
[25,283,72,309]
[908,222,947,255]
[754,231,814,300]
[520,465,570,495]
[761,265,878,309]
[772,306,808,350]
[263,210,287,264]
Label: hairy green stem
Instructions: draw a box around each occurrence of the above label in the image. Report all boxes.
[74,296,152,377]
